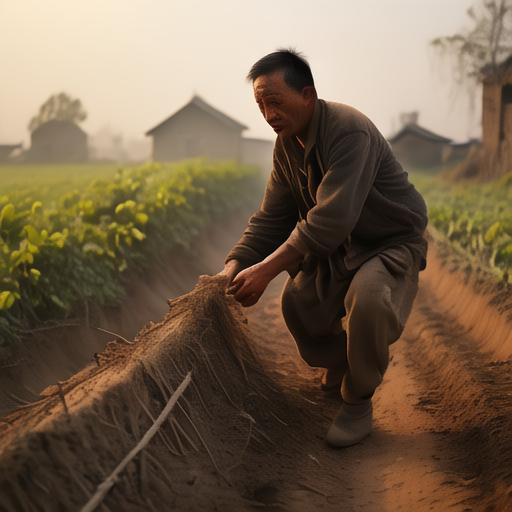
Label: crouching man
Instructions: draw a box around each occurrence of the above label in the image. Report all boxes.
[220,49,428,448]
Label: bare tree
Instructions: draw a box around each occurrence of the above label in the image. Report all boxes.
[28,92,87,132]
[431,0,512,86]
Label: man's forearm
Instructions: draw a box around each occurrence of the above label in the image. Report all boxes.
[260,242,303,280]
[226,242,303,307]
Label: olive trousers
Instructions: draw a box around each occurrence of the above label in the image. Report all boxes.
[281,244,421,404]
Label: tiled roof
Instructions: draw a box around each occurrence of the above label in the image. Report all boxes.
[145,94,248,135]
[388,123,452,144]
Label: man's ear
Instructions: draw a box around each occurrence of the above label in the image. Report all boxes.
[302,86,317,104]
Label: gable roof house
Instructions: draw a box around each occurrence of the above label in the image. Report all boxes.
[146,95,247,163]
[28,120,88,163]
[145,95,273,172]
[388,123,453,169]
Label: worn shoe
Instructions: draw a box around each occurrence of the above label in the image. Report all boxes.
[320,367,345,393]
[326,399,373,448]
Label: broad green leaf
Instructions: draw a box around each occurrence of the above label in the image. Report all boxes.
[115,200,136,215]
[31,201,43,215]
[0,204,15,227]
[30,268,41,280]
[135,212,149,225]
[23,225,41,245]
[0,290,16,310]
[131,227,146,241]
[484,222,501,243]
[50,294,67,309]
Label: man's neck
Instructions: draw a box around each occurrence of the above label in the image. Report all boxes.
[295,105,316,149]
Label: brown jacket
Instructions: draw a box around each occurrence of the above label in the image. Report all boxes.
[226,98,428,274]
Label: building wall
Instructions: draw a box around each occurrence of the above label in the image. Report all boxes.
[152,105,243,162]
[240,137,274,174]
[500,103,512,173]
[29,122,88,163]
[390,133,446,169]
[481,68,512,175]
[482,82,502,153]
[501,86,512,144]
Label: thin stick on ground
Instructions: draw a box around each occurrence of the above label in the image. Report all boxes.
[133,391,181,456]
[92,326,134,345]
[18,322,134,345]
[80,371,192,512]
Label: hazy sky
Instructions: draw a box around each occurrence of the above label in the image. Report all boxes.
[1,0,481,149]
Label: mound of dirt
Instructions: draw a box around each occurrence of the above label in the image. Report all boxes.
[423,235,512,359]
[0,213,251,418]
[401,241,512,510]
[0,276,330,511]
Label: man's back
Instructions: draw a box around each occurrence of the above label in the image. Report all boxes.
[232,98,428,273]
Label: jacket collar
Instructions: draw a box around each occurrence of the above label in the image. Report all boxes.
[302,98,322,160]
[282,98,322,162]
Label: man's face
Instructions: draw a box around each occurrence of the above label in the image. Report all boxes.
[253,70,315,139]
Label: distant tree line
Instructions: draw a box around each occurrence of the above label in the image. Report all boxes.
[28,92,87,132]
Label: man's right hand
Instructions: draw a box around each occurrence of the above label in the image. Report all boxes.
[218,259,242,286]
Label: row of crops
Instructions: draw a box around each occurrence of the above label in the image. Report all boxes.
[412,171,512,282]
[0,160,261,346]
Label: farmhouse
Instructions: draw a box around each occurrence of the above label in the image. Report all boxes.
[481,55,512,177]
[388,122,453,169]
[240,136,274,173]
[145,95,273,172]
[29,120,88,163]
[0,143,22,163]
[446,139,480,164]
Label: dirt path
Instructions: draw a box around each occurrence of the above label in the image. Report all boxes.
[1,246,511,511]
[242,272,479,511]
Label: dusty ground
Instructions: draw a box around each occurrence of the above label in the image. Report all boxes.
[1,242,512,511]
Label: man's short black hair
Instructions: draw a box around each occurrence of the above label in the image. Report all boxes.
[247,48,315,93]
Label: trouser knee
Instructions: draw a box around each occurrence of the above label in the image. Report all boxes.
[344,284,403,346]
[281,283,348,369]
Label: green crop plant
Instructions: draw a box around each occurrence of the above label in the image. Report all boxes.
[0,160,261,345]
[411,171,512,282]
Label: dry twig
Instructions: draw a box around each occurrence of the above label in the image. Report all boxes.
[80,372,191,512]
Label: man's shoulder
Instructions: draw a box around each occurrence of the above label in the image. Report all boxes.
[321,99,373,135]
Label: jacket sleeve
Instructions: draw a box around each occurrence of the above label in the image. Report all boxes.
[225,154,299,266]
[285,130,378,257]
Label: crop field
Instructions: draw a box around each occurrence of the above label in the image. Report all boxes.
[0,160,260,345]
[412,171,512,281]
[0,164,121,199]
